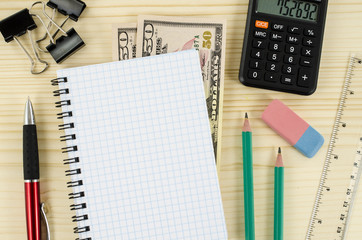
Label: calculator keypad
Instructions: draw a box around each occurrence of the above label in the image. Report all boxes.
[248,20,316,89]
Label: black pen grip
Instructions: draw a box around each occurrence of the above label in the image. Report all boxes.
[23,125,39,180]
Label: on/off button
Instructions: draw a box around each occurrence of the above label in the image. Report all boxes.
[255,20,269,29]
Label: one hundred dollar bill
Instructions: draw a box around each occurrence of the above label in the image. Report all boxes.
[136,15,226,164]
[112,23,137,61]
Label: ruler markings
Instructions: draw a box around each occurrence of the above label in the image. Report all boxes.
[306,55,362,240]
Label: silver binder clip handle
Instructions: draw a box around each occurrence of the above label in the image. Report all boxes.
[30,2,57,44]
[34,7,56,53]
[31,1,67,36]
[13,30,49,75]
[40,202,51,240]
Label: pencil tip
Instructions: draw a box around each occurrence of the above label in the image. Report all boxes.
[275,148,284,167]
[242,113,251,132]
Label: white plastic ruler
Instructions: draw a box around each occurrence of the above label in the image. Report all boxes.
[306,55,362,240]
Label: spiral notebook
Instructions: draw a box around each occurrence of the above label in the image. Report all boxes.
[52,50,227,240]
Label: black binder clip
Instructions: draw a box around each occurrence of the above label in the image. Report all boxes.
[0,9,49,74]
[46,27,85,63]
[47,0,86,22]
[38,0,86,47]
[30,1,85,64]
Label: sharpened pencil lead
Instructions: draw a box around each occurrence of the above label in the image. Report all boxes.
[242,113,252,132]
[275,149,284,167]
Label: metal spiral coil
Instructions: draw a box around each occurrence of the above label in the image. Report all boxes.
[60,134,76,141]
[67,180,83,188]
[51,77,91,238]
[70,203,87,211]
[53,88,69,96]
[72,215,89,222]
[55,100,71,107]
[59,123,74,130]
[62,145,78,153]
[65,169,81,176]
[51,77,67,86]
[57,111,72,119]
[63,157,79,164]
[69,191,85,199]
[74,226,90,234]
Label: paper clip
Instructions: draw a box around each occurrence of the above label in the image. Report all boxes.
[0,9,49,74]
[31,1,85,64]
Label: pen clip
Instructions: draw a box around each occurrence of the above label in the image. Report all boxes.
[40,202,51,240]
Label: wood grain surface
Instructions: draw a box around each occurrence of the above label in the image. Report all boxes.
[0,0,362,239]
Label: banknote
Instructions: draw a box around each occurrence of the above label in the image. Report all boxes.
[112,23,137,61]
[136,15,226,164]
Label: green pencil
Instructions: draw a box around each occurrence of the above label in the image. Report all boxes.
[274,147,284,240]
[242,113,255,240]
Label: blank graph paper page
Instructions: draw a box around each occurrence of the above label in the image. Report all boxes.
[56,50,227,240]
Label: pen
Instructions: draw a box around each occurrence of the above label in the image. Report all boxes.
[274,147,284,240]
[242,113,255,240]
[23,98,41,240]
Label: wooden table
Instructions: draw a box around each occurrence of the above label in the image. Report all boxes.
[1,0,362,239]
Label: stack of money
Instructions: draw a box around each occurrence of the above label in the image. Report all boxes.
[112,16,226,166]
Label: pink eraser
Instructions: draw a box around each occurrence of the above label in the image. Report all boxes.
[262,99,324,158]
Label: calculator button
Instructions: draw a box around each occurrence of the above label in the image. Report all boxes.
[270,32,284,42]
[249,59,264,69]
[248,70,262,80]
[267,52,281,62]
[285,44,299,55]
[252,39,266,49]
[269,42,282,52]
[282,65,297,75]
[286,35,300,44]
[265,73,280,82]
[251,49,265,59]
[281,75,295,85]
[284,55,298,65]
[303,38,316,47]
[266,62,280,72]
[300,57,312,67]
[287,26,302,35]
[297,69,312,87]
[304,28,316,37]
[254,30,267,39]
[301,47,313,57]
[255,20,269,29]
[271,23,285,32]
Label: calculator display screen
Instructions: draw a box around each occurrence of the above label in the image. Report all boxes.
[257,0,319,22]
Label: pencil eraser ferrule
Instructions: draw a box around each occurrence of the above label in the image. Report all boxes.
[262,99,324,158]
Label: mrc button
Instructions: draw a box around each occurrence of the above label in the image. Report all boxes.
[254,30,267,39]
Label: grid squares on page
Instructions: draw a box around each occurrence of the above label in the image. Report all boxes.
[57,50,227,240]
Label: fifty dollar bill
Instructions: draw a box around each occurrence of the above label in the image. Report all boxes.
[136,15,226,164]
[112,23,137,61]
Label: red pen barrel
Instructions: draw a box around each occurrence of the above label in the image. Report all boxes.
[25,181,41,240]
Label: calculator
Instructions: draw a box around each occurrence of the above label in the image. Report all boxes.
[239,0,328,95]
